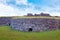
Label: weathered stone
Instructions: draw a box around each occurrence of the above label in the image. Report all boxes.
[0,17,11,26]
[0,17,60,32]
[10,18,60,32]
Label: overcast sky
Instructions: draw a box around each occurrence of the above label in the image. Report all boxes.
[0,0,60,16]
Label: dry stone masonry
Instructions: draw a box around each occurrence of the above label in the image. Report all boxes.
[10,18,60,32]
[0,17,11,26]
[0,17,60,32]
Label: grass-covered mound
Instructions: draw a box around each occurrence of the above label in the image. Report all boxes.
[0,26,60,40]
[12,16,60,19]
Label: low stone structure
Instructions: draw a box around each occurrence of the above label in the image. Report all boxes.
[40,13,50,16]
[0,17,60,32]
[10,18,60,32]
[26,13,51,16]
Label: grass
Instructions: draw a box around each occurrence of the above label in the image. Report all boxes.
[12,16,60,20]
[0,16,60,20]
[0,26,60,40]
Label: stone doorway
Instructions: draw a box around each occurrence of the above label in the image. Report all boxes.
[28,28,33,32]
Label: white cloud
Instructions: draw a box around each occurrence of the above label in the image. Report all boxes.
[0,0,28,16]
[0,0,35,16]
[16,0,28,5]
[0,0,31,16]
[0,0,60,16]
[0,4,18,16]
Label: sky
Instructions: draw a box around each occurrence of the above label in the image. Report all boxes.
[0,0,60,16]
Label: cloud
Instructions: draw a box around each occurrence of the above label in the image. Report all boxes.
[0,0,60,16]
[35,0,60,16]
[0,0,37,16]
[0,3,18,16]
[0,0,27,16]
[16,0,27,5]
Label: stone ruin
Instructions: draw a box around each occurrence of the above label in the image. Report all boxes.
[0,17,60,32]
[27,13,51,16]
[0,17,11,26]
[10,18,60,32]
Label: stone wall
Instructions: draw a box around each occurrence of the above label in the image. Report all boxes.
[0,17,11,26]
[0,17,60,32]
[10,18,60,32]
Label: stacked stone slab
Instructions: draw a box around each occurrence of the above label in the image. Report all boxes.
[0,17,60,32]
[0,17,11,26]
[10,18,60,32]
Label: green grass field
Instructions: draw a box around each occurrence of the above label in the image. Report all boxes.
[0,26,60,40]
[12,16,60,20]
[0,16,60,20]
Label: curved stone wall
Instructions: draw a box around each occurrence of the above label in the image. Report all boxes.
[11,18,60,32]
[0,17,60,32]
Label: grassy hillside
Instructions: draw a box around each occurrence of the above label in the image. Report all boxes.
[0,26,60,40]
[0,16,60,19]
[13,16,60,19]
